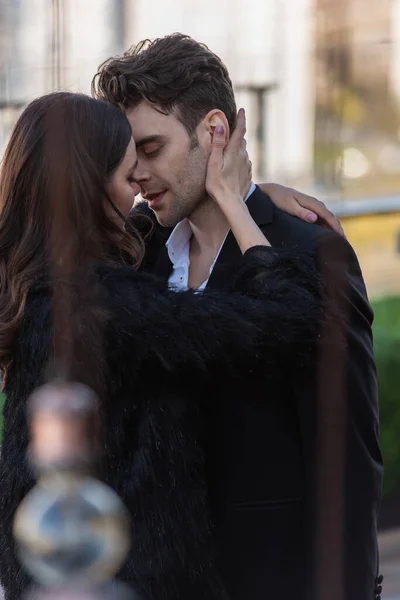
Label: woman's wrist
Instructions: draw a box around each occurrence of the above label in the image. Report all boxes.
[213,190,244,211]
[218,194,250,225]
[221,199,270,253]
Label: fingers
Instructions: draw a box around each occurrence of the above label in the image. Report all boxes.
[241,137,252,190]
[226,108,246,154]
[295,195,345,236]
[212,124,227,149]
[318,209,345,236]
[240,138,248,165]
[298,206,318,223]
[208,124,226,167]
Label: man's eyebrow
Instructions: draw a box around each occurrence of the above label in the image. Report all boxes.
[135,135,167,149]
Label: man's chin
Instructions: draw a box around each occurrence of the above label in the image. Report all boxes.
[151,209,177,229]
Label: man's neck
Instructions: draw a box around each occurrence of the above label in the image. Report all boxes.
[184,183,254,289]
[188,195,230,258]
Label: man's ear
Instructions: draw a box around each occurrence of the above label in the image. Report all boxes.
[197,110,230,150]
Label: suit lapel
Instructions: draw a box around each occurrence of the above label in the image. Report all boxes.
[153,245,173,280]
[206,229,242,291]
[206,186,275,291]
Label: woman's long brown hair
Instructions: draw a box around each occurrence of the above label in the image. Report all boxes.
[0,92,144,382]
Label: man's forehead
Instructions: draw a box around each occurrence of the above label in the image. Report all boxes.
[127,103,185,143]
[127,102,168,127]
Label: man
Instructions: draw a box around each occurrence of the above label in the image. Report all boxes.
[93,34,383,600]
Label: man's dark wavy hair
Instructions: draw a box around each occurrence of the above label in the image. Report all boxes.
[92,33,237,135]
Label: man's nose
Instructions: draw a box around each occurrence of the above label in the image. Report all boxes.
[133,162,151,184]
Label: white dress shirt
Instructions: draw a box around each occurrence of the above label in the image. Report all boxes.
[166,182,256,291]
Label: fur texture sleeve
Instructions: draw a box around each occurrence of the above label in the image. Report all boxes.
[79,251,333,382]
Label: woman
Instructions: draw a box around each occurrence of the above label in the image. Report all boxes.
[0,93,330,600]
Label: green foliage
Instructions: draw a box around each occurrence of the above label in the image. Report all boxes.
[372,296,400,497]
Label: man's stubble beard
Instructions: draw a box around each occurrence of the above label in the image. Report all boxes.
[162,139,209,228]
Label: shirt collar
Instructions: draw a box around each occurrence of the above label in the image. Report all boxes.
[244,181,256,203]
[165,218,192,266]
[165,181,256,264]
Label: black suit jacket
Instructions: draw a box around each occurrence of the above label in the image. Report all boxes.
[131,187,383,600]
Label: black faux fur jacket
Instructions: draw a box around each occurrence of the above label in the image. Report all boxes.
[0,247,335,600]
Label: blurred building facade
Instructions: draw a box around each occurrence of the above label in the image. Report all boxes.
[0,0,316,186]
[315,0,400,194]
[2,0,400,192]
[1,0,400,298]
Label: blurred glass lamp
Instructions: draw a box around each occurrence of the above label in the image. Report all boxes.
[13,382,137,600]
